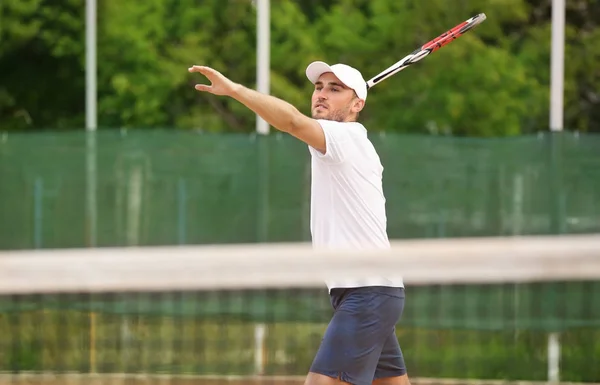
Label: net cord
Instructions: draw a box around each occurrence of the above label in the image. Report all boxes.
[0,234,599,295]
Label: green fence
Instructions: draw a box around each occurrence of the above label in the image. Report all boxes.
[1,129,600,381]
[1,130,599,249]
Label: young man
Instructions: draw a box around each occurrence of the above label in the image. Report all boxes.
[189,61,409,385]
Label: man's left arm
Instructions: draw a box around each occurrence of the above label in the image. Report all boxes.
[189,65,326,153]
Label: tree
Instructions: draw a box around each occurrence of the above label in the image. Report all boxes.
[0,0,597,135]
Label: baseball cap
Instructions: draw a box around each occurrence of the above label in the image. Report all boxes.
[305,61,368,101]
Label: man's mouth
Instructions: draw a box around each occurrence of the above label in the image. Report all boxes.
[314,104,328,110]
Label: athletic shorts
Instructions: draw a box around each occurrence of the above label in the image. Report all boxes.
[309,286,407,385]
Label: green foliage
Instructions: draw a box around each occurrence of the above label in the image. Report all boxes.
[0,0,598,135]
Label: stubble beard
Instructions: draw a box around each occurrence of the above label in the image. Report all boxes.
[311,106,352,122]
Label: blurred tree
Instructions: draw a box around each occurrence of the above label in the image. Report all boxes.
[307,0,546,136]
[0,0,597,135]
[96,0,257,131]
[0,0,84,130]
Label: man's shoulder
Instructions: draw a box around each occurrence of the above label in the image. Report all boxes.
[316,119,366,130]
[316,120,368,139]
[308,119,375,164]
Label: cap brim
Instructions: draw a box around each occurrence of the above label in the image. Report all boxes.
[306,61,333,84]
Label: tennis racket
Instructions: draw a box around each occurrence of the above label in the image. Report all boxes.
[366,13,487,89]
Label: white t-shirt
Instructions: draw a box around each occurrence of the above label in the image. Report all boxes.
[308,119,404,290]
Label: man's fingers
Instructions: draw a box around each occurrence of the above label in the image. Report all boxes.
[190,65,225,94]
[194,84,212,92]
[188,65,208,73]
[189,65,219,77]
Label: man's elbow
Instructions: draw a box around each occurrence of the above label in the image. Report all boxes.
[287,110,306,134]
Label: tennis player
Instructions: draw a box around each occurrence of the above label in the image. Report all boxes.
[189,61,409,385]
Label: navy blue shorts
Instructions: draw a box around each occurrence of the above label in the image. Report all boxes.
[309,286,407,385]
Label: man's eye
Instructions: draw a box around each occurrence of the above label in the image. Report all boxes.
[331,88,339,92]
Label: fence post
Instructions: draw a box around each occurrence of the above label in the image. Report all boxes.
[178,178,187,245]
[547,131,565,385]
[33,177,43,249]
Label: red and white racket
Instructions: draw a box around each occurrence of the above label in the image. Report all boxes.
[366,13,487,89]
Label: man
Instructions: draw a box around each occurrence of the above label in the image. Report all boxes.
[189,61,409,385]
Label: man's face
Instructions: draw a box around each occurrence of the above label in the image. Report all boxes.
[311,72,364,122]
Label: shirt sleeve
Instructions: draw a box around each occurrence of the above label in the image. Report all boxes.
[308,120,356,164]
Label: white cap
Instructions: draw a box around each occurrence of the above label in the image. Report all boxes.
[305,61,368,101]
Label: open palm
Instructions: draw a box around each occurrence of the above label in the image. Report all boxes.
[188,65,237,96]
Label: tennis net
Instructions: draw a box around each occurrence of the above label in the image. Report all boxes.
[0,235,599,385]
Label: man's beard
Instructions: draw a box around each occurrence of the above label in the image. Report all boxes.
[311,106,351,122]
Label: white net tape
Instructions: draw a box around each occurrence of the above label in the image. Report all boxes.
[1,234,599,294]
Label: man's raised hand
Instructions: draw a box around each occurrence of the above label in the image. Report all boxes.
[188,66,238,97]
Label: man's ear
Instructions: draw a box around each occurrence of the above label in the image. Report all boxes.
[352,98,365,113]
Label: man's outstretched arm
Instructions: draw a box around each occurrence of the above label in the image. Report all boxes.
[189,65,325,153]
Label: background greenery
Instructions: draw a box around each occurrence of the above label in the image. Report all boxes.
[1,0,599,135]
[1,0,599,382]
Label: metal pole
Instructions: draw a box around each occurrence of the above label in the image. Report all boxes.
[178,178,187,245]
[254,323,266,375]
[85,2,98,372]
[86,0,97,131]
[550,0,565,132]
[256,0,270,134]
[86,0,97,247]
[548,1,565,380]
[255,0,270,244]
[254,1,270,374]
[548,332,560,383]
[34,177,43,249]
[85,136,97,248]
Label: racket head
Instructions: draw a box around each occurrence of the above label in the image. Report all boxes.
[365,13,487,89]
[456,13,487,36]
[424,13,487,52]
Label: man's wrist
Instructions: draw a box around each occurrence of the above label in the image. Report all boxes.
[229,82,245,99]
